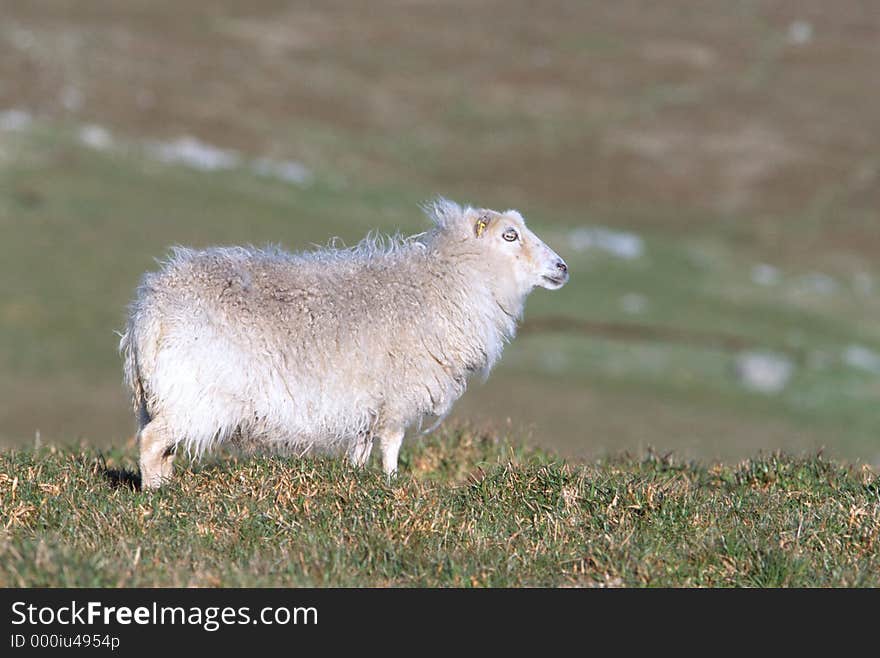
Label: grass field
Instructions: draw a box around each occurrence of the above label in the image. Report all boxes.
[2,430,878,587]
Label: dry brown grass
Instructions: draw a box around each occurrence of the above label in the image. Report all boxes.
[1,429,878,587]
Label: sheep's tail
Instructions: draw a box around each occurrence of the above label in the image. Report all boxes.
[119,322,150,430]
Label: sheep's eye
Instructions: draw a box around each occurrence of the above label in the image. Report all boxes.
[502,228,519,242]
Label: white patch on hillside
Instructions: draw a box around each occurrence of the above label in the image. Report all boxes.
[843,345,880,375]
[251,157,312,185]
[5,25,36,52]
[798,272,838,296]
[568,227,644,260]
[79,125,113,150]
[751,264,780,286]
[0,110,313,186]
[149,136,241,171]
[145,135,312,184]
[0,109,32,132]
[787,20,813,46]
[735,351,794,394]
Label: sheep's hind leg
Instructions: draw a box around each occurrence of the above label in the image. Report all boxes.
[378,427,405,477]
[348,431,374,468]
[138,419,176,491]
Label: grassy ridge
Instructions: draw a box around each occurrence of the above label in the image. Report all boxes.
[1,431,878,587]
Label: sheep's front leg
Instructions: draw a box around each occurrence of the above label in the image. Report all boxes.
[348,431,374,468]
[378,427,405,477]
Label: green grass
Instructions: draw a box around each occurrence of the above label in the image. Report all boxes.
[2,2,880,464]
[2,430,878,587]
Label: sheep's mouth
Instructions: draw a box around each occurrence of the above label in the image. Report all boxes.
[542,274,567,289]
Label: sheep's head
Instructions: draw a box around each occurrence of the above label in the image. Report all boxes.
[425,197,569,297]
[468,207,569,294]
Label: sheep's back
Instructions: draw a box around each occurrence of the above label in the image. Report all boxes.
[129,245,436,450]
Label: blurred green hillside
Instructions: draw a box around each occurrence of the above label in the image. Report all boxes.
[1,1,879,463]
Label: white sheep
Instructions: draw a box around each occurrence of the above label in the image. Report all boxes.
[120,198,569,489]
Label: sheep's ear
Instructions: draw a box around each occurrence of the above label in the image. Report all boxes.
[474,213,492,238]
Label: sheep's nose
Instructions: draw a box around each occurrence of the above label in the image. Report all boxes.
[555,260,568,275]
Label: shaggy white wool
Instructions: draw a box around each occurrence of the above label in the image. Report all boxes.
[120,198,568,478]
